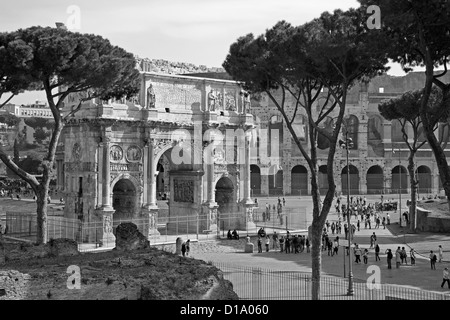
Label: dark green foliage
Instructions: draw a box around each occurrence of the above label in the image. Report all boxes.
[379,87,445,123]
[24,118,54,130]
[359,0,450,71]
[223,7,389,300]
[0,113,20,127]
[18,153,43,175]
[1,26,140,101]
[0,26,141,243]
[33,127,51,145]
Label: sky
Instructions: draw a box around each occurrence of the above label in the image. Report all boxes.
[0,0,411,105]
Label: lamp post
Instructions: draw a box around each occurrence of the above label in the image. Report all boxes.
[398,145,402,226]
[339,132,354,296]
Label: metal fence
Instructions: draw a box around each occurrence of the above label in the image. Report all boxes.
[4,209,309,252]
[212,262,450,300]
[252,207,308,231]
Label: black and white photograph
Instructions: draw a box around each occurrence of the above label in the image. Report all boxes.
[0,0,450,310]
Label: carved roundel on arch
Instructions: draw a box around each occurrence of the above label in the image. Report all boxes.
[126,145,142,162]
[110,145,123,162]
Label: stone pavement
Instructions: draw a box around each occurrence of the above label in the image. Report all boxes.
[189,211,450,294]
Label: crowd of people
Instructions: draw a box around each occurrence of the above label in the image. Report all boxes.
[256,228,310,254]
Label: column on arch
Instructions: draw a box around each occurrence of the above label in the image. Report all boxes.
[146,139,157,208]
[242,131,252,203]
[101,137,112,209]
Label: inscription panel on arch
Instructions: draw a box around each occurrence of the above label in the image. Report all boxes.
[173,179,194,203]
[110,163,143,172]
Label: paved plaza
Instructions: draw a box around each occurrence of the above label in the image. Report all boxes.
[188,195,450,294]
[3,194,450,295]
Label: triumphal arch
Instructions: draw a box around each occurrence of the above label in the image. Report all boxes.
[56,70,255,246]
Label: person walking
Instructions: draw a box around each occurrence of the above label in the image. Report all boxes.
[430,250,437,270]
[370,232,377,249]
[185,239,190,256]
[181,241,187,257]
[265,235,270,252]
[257,237,263,253]
[386,249,393,269]
[382,217,386,229]
[279,236,284,253]
[327,238,333,256]
[272,232,279,250]
[363,248,369,264]
[354,244,362,264]
[293,235,299,254]
[283,197,286,207]
[376,216,381,229]
[386,213,391,225]
[438,245,444,262]
[333,237,339,256]
[285,236,291,254]
[441,267,450,289]
[401,247,407,264]
[356,219,360,232]
[375,244,381,261]
[410,248,416,265]
[331,222,336,235]
[300,235,305,253]
[395,247,402,268]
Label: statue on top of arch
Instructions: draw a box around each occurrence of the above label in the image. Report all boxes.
[146,83,156,109]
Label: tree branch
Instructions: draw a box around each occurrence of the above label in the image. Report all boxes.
[266,89,313,166]
[0,93,16,109]
[0,150,39,190]
[434,56,448,79]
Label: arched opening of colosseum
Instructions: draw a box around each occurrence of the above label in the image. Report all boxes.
[391,166,409,194]
[291,165,308,196]
[367,165,384,194]
[417,165,432,195]
[250,165,261,196]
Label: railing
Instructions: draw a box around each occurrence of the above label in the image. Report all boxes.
[4,208,310,252]
[252,207,308,231]
[212,262,450,300]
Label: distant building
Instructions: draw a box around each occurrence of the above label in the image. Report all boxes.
[4,101,53,119]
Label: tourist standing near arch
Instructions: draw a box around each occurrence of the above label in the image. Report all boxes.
[438,245,444,262]
[441,267,450,289]
[430,251,437,270]
[385,249,393,269]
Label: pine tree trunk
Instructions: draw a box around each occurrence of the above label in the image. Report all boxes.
[423,127,450,212]
[36,187,49,244]
[310,218,322,300]
[407,153,417,232]
[310,169,323,300]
